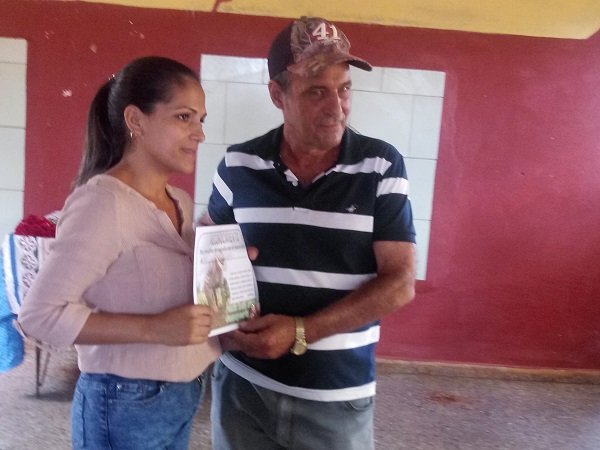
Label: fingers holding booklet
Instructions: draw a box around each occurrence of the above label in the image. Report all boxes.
[193,224,260,337]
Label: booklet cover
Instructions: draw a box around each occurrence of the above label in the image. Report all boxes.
[193,224,259,337]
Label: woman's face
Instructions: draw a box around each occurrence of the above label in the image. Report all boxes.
[138,77,207,176]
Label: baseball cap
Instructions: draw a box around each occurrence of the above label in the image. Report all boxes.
[268,16,373,79]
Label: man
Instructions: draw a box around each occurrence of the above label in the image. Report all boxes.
[204,16,416,450]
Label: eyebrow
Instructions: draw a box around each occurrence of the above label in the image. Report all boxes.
[307,81,352,91]
[174,105,201,114]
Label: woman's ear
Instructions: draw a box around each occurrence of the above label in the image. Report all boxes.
[124,104,144,138]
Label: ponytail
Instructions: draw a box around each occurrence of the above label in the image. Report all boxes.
[76,77,124,186]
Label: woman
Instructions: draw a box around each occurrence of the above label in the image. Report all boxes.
[18,56,220,449]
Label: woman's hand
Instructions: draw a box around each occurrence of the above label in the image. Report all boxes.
[74,304,214,346]
[153,304,214,346]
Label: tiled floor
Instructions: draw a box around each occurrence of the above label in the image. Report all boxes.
[1,342,600,449]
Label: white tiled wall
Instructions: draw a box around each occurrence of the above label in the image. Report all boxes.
[196,55,445,280]
[0,38,27,238]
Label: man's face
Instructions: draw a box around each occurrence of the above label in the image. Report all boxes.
[275,63,352,152]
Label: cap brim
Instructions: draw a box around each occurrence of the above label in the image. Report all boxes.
[287,51,373,77]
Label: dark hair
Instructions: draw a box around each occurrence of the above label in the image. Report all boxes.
[76,56,199,186]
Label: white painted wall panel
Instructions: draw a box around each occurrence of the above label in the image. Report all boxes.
[0,38,26,238]
[199,54,445,280]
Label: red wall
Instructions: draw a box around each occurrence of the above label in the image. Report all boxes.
[2,1,600,370]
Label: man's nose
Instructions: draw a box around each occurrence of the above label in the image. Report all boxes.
[324,93,345,117]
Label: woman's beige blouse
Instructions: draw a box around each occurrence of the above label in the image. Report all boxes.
[18,174,220,382]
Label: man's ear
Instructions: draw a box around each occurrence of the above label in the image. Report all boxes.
[124,104,144,137]
[268,80,284,110]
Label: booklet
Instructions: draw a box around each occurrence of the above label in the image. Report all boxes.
[193,224,259,337]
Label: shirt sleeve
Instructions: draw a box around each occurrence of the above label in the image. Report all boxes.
[18,184,122,348]
[373,148,417,243]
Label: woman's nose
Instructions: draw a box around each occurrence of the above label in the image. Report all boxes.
[192,123,205,143]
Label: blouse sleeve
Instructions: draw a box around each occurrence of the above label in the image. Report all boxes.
[18,184,121,348]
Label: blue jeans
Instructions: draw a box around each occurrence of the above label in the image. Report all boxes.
[211,360,375,450]
[71,372,206,449]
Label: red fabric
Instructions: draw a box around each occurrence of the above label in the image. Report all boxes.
[14,215,56,238]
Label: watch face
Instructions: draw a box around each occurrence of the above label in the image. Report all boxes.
[291,341,307,355]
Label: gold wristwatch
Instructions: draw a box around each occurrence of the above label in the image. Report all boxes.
[290,316,307,355]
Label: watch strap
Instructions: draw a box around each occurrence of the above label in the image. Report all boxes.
[290,316,307,355]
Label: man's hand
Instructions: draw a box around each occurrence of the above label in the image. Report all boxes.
[196,212,259,262]
[221,314,296,359]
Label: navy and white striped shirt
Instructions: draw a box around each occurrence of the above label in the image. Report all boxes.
[208,126,415,401]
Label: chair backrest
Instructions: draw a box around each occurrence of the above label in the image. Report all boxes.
[2,234,52,315]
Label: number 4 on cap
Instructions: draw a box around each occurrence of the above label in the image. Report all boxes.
[312,22,340,41]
